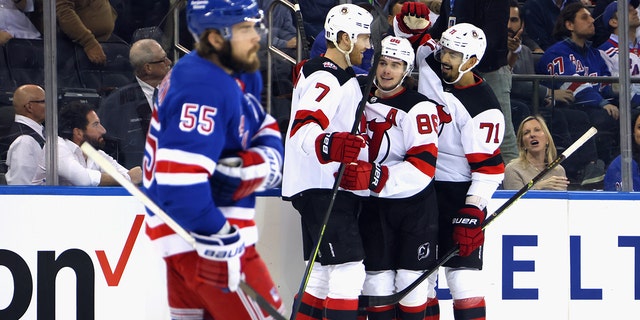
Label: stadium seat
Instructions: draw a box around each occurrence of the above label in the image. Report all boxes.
[5,38,45,87]
[76,40,134,96]
[0,45,15,91]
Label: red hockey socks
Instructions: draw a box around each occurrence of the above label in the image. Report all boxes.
[294,292,325,320]
[424,297,440,320]
[366,304,396,320]
[398,302,427,320]
[323,297,359,320]
[452,297,485,320]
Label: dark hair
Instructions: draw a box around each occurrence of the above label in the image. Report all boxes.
[509,0,524,23]
[552,2,588,41]
[387,0,407,16]
[58,101,94,140]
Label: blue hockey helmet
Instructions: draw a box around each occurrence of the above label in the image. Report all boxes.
[187,0,263,39]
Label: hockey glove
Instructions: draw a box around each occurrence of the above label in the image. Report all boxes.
[210,147,280,201]
[192,225,245,292]
[340,160,389,193]
[315,132,366,164]
[452,205,485,257]
[396,2,431,35]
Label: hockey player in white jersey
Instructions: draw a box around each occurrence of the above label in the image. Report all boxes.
[339,35,441,320]
[395,3,506,319]
[142,0,285,319]
[282,3,372,320]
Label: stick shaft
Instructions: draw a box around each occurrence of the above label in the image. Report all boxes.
[358,126,597,308]
[80,142,286,320]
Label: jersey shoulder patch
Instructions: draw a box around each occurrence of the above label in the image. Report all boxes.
[302,56,354,86]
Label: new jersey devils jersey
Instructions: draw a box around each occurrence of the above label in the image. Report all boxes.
[365,88,439,198]
[283,56,368,199]
[415,42,505,202]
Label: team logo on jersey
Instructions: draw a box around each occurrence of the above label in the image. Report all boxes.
[436,104,452,137]
[323,61,338,70]
[367,109,398,162]
[418,242,431,261]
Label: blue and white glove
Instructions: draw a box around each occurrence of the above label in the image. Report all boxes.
[192,224,245,292]
[209,147,282,201]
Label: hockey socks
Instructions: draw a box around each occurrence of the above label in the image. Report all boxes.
[324,297,359,320]
[295,292,324,320]
[452,297,485,320]
[423,297,439,320]
[366,304,396,320]
[398,302,427,320]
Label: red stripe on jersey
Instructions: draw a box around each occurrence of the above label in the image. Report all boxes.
[145,223,176,240]
[405,144,437,177]
[289,109,330,137]
[466,149,505,175]
[567,81,586,92]
[257,120,280,135]
[155,160,209,175]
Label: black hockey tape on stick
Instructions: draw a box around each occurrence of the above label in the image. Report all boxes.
[290,0,309,58]
[289,42,384,320]
[358,127,598,309]
[80,142,287,320]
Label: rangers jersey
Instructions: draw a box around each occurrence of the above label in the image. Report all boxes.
[282,56,368,199]
[414,41,505,203]
[365,88,439,198]
[142,51,283,257]
[536,38,615,109]
[598,34,640,106]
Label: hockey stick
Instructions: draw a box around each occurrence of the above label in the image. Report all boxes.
[289,41,384,320]
[358,127,598,308]
[289,0,309,58]
[80,142,287,320]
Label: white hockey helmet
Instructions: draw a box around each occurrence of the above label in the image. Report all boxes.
[324,4,373,44]
[380,35,415,75]
[439,22,486,72]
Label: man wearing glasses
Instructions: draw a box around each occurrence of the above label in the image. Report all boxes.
[0,84,46,185]
[98,38,171,169]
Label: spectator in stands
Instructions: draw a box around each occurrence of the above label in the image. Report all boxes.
[55,0,118,65]
[32,102,142,186]
[508,0,604,187]
[98,38,170,169]
[0,85,45,185]
[523,0,580,51]
[0,0,41,45]
[298,0,335,45]
[504,115,570,190]
[604,110,640,190]
[598,0,640,108]
[536,2,617,175]
[429,0,519,164]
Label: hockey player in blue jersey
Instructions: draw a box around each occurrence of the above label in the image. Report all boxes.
[141,0,285,319]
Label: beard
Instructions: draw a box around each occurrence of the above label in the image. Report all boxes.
[84,133,105,149]
[218,41,260,73]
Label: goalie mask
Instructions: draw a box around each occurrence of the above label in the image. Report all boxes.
[436,23,487,84]
[187,0,264,40]
[375,35,415,93]
[324,4,373,65]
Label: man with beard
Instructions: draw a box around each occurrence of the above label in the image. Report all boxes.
[32,101,141,186]
[141,0,285,319]
[282,3,372,319]
[395,6,505,317]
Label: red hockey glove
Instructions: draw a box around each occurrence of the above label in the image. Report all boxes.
[452,205,485,257]
[210,148,278,201]
[396,2,431,35]
[315,132,366,164]
[192,225,245,292]
[340,161,389,193]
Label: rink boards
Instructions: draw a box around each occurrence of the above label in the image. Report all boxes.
[0,187,639,319]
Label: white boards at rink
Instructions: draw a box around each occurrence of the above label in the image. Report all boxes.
[0,187,639,319]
